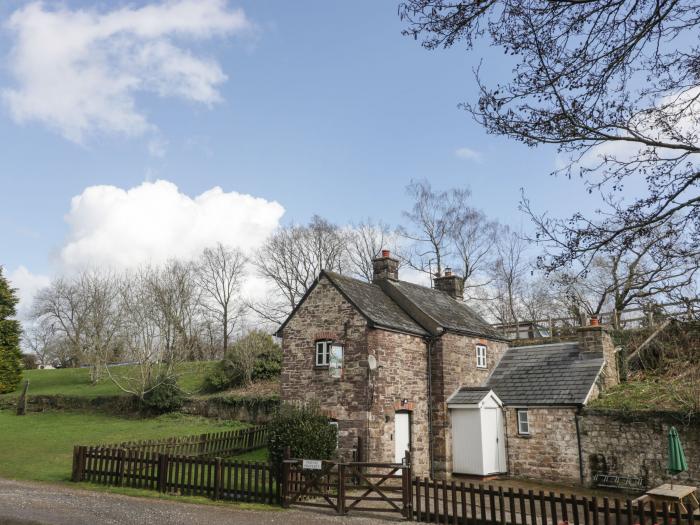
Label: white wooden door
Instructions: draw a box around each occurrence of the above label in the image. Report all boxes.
[394,412,410,463]
[481,407,504,474]
[451,408,482,474]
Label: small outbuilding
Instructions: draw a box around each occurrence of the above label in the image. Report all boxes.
[447,387,507,476]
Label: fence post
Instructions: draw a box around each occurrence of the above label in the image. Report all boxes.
[213,457,222,500]
[337,463,345,515]
[156,454,169,493]
[71,446,86,482]
[117,448,126,486]
[281,446,291,508]
[403,450,413,520]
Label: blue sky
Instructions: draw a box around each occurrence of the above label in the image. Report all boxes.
[0,0,599,307]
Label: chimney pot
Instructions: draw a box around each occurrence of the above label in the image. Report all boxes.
[381,249,390,258]
[590,316,599,326]
[444,267,452,277]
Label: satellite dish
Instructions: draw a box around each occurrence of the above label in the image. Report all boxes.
[367,355,378,371]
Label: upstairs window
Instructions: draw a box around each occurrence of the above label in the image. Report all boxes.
[315,340,331,366]
[476,344,487,368]
[517,409,530,435]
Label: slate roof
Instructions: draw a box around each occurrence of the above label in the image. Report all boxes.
[386,280,503,339]
[275,270,502,340]
[446,387,494,405]
[487,342,604,406]
[323,272,429,336]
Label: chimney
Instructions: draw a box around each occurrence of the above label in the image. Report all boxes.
[372,249,399,282]
[577,317,619,389]
[434,267,464,300]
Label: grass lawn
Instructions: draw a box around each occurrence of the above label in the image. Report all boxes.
[0,361,215,399]
[0,410,247,482]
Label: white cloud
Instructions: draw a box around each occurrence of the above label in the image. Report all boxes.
[2,0,252,143]
[7,266,50,320]
[60,180,285,271]
[455,147,483,162]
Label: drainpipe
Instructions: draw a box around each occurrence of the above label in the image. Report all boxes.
[575,408,585,485]
[426,335,437,479]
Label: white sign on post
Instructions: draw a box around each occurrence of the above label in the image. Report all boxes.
[302,459,323,470]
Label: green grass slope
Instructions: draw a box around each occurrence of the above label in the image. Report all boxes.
[1,361,215,398]
[0,410,246,482]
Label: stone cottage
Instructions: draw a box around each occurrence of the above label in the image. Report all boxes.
[276,250,619,483]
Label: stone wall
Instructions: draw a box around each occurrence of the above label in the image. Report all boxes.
[432,333,509,478]
[504,407,582,485]
[366,328,430,476]
[580,409,700,487]
[0,394,280,423]
[280,275,370,459]
[279,274,434,474]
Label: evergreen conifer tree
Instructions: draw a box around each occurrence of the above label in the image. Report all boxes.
[0,267,22,394]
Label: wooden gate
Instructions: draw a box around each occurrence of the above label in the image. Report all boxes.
[282,451,412,519]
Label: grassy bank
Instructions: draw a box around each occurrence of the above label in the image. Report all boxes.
[0,410,247,482]
[1,361,215,399]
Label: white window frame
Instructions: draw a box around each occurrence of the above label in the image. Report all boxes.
[315,340,331,366]
[476,344,487,369]
[517,409,530,435]
[329,421,339,449]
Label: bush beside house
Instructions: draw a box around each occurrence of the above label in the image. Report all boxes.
[267,403,337,479]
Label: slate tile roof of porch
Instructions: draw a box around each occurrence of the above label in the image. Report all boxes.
[446,387,493,405]
[486,342,604,406]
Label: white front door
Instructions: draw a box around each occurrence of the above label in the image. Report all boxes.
[394,412,410,463]
[481,407,504,474]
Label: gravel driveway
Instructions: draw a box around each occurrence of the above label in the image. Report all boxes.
[0,478,401,525]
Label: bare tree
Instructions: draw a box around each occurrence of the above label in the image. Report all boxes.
[252,215,348,324]
[147,260,203,362]
[23,319,56,368]
[551,230,700,327]
[106,267,187,399]
[400,1,700,271]
[32,270,121,382]
[401,180,465,277]
[197,243,246,355]
[451,207,499,296]
[488,230,530,325]
[346,219,395,282]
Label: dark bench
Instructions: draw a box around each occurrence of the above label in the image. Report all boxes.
[593,472,647,491]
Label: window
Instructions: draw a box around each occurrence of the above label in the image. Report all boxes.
[517,409,530,435]
[315,340,331,366]
[476,344,487,368]
[329,421,339,449]
[329,344,344,378]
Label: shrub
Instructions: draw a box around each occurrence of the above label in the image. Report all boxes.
[21,353,37,370]
[267,403,337,479]
[141,376,185,413]
[0,268,22,394]
[251,345,283,382]
[204,330,282,392]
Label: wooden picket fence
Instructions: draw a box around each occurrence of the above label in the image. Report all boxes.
[72,448,279,504]
[410,479,698,525]
[95,425,267,457]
